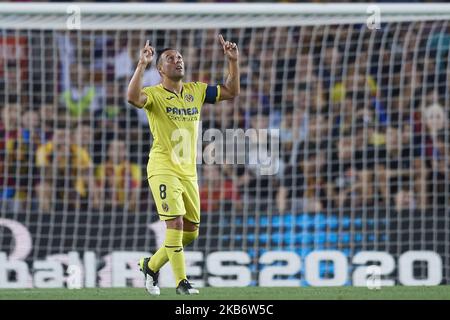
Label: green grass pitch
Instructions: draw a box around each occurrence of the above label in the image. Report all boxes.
[1,286,450,300]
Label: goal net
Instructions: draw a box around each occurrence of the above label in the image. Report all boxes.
[0,3,449,288]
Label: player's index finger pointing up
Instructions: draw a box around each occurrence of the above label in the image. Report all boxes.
[218,34,225,46]
[145,40,150,47]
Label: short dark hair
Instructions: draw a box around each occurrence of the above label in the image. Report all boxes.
[156,48,176,67]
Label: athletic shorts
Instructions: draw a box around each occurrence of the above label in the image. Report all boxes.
[148,175,200,225]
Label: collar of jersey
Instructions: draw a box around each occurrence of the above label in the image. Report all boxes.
[160,83,184,98]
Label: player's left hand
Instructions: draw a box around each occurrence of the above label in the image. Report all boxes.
[219,34,239,61]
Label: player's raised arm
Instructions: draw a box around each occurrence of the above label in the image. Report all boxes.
[217,34,240,101]
[127,40,154,108]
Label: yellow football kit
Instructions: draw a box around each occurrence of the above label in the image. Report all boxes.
[142,82,220,224]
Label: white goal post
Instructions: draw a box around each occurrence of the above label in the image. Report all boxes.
[1,3,450,29]
[0,3,449,288]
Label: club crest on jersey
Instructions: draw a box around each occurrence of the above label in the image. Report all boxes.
[162,202,169,212]
[184,94,194,103]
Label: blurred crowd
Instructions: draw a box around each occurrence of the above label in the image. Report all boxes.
[3,0,449,3]
[0,22,449,215]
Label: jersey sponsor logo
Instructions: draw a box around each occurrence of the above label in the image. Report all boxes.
[184,94,194,103]
[166,106,199,116]
[162,202,169,212]
[166,96,176,100]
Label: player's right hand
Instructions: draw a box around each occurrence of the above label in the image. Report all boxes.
[139,40,154,67]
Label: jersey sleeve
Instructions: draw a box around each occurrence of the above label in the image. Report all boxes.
[197,82,220,104]
[141,87,154,109]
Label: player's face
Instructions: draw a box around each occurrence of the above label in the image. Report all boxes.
[159,50,185,80]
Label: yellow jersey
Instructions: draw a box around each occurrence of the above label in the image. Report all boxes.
[141,82,220,181]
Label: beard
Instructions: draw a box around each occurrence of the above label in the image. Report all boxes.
[170,70,184,81]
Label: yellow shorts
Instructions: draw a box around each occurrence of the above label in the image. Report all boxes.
[148,175,200,225]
